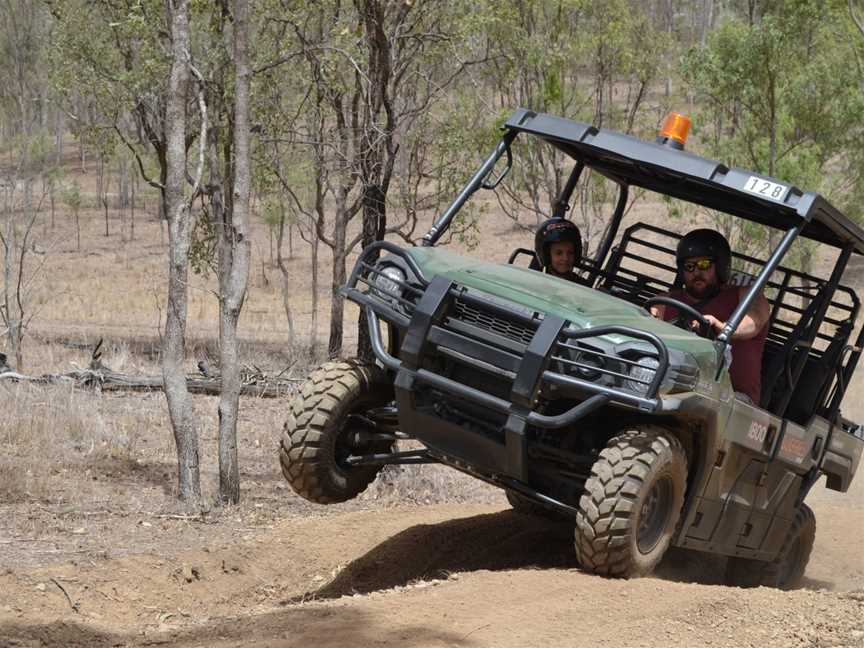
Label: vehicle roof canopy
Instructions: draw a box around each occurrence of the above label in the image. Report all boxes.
[504,109,864,255]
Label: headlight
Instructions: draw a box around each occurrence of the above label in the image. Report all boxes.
[373,265,406,300]
[624,356,660,395]
[574,352,604,380]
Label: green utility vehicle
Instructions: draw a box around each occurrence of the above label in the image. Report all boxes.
[279,109,864,586]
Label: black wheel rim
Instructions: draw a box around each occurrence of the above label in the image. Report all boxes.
[335,410,369,470]
[637,476,673,554]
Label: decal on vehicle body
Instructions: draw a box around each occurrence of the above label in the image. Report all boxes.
[747,420,769,445]
[779,425,809,465]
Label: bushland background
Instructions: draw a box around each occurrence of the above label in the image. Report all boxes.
[2,2,864,646]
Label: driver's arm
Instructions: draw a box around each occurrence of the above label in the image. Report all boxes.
[704,287,770,340]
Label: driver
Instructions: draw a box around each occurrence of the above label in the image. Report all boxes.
[535,218,583,282]
[650,229,769,404]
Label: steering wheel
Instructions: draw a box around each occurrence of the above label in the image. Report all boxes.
[645,296,714,339]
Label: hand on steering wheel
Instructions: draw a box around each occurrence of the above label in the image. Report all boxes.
[645,296,715,339]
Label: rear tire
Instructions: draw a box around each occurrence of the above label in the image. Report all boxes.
[724,504,815,589]
[279,359,393,504]
[575,428,687,578]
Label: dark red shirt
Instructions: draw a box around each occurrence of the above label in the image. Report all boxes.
[664,286,767,404]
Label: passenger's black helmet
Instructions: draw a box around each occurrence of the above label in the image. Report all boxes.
[534,218,582,269]
[676,229,731,283]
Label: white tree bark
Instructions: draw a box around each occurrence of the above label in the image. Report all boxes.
[162,0,201,503]
[217,0,252,504]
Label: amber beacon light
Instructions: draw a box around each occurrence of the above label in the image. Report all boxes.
[657,112,691,150]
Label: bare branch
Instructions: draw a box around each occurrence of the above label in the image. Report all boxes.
[851,0,864,39]
[253,50,303,75]
[114,125,164,190]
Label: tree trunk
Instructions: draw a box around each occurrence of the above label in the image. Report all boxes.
[356,0,393,361]
[162,0,201,504]
[310,219,319,358]
[216,0,252,505]
[130,170,136,241]
[327,198,347,359]
[98,156,109,236]
[357,184,386,362]
[665,0,674,97]
[268,221,274,265]
[701,0,715,46]
[118,157,129,241]
[276,210,296,345]
[55,109,64,165]
[1,209,21,370]
[328,249,346,358]
[288,219,294,258]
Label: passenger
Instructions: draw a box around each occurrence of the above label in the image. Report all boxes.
[534,218,583,283]
[650,229,770,404]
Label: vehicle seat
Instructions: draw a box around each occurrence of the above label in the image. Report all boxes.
[760,295,821,412]
[761,325,849,424]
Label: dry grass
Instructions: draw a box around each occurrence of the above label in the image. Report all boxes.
[3,145,863,514]
[16,157,864,370]
[0,381,167,505]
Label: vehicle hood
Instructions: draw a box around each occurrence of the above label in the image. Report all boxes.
[405,246,718,365]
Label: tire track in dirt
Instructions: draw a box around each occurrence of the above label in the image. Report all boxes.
[1,499,862,647]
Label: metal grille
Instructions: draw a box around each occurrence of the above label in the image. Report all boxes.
[450,299,535,345]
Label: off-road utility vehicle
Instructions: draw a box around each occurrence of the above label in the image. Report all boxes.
[279,109,864,586]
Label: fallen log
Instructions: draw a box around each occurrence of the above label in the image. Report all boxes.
[0,341,301,398]
[0,367,301,397]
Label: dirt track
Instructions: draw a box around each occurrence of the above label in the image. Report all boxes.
[2,494,863,648]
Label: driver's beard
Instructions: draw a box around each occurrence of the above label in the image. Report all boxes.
[685,279,720,301]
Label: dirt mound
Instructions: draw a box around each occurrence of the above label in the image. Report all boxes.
[306,510,578,600]
[2,499,863,647]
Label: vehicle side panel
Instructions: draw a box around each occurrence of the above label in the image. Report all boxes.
[823,421,864,492]
[676,398,826,560]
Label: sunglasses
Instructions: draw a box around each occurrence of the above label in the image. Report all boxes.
[682,258,714,273]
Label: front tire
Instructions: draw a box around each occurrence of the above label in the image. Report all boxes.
[279,359,393,504]
[725,504,815,589]
[575,428,687,578]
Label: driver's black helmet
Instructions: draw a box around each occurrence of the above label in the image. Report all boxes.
[534,218,582,269]
[676,229,731,284]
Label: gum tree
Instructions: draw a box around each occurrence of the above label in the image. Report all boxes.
[256,0,482,359]
[683,1,864,259]
[161,0,201,502]
[469,0,668,253]
[50,0,257,503]
[0,1,56,371]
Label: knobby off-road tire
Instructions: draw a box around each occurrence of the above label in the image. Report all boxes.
[575,428,687,578]
[279,359,393,504]
[725,503,815,590]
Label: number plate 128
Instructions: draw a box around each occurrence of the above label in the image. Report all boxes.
[744,176,788,202]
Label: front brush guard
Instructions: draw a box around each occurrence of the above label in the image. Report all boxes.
[343,244,670,483]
